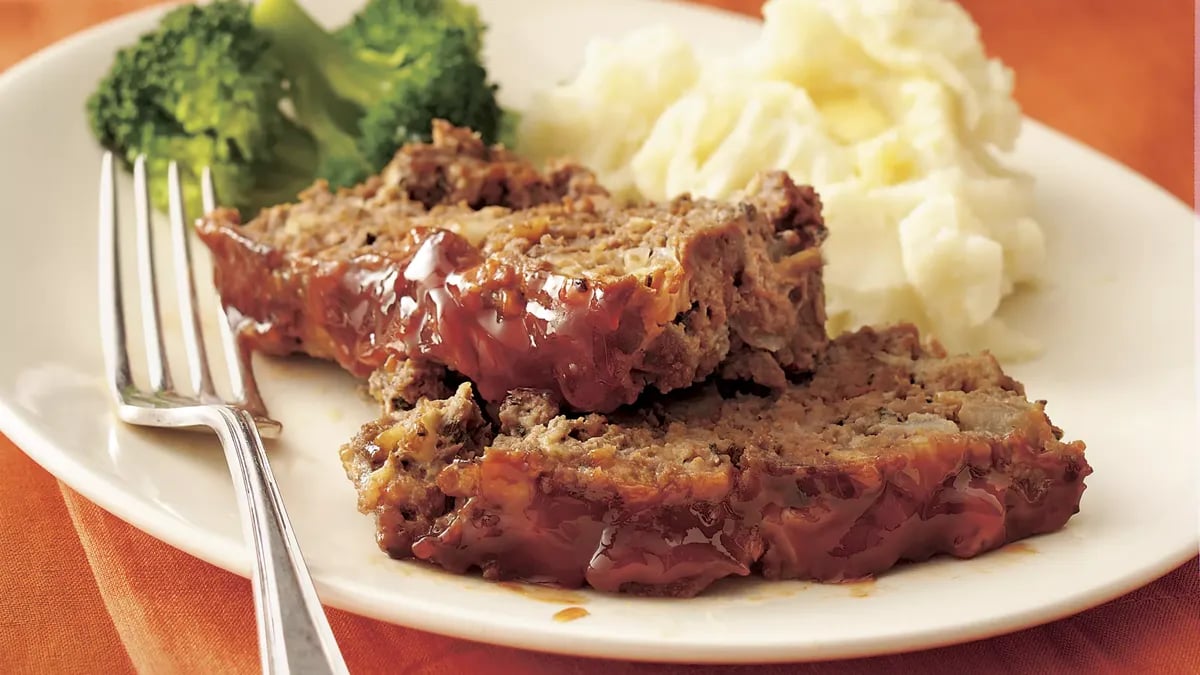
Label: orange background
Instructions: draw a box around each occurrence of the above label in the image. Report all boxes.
[0,1,1196,673]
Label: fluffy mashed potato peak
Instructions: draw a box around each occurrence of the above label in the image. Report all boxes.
[517,27,699,199]
[767,0,1022,150]
[517,0,1045,360]
[630,81,855,202]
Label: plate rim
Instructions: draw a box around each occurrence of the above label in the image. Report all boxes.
[0,0,1197,664]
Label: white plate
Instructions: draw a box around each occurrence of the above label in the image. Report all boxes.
[0,0,1196,664]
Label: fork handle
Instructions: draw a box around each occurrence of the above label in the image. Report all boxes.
[210,407,350,675]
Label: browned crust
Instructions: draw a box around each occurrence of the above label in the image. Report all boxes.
[341,325,1090,597]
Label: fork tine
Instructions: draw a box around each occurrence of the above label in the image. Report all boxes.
[201,167,243,401]
[98,152,132,397]
[134,156,173,392]
[200,165,216,214]
[202,166,270,418]
[220,311,271,418]
[167,162,216,399]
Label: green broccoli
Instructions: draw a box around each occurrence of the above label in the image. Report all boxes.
[337,0,485,56]
[85,1,322,216]
[253,0,503,171]
[354,30,501,168]
[87,0,506,216]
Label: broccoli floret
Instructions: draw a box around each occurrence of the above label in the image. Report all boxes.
[85,1,320,216]
[88,0,506,215]
[253,0,502,171]
[337,0,485,56]
[353,30,501,167]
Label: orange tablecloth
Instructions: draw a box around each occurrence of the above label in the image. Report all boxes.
[1,1,1196,673]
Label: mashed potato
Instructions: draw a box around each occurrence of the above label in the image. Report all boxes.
[518,0,1045,359]
[515,27,699,200]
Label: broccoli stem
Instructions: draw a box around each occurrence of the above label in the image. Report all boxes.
[252,0,373,187]
[230,127,317,214]
[289,57,373,187]
[272,118,320,169]
[251,0,391,109]
[286,57,359,149]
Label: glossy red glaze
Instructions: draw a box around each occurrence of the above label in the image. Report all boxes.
[411,437,1090,597]
[293,227,665,412]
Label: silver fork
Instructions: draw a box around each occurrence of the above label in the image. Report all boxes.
[98,152,349,675]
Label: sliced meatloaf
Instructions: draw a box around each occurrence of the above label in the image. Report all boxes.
[197,123,828,412]
[340,324,1090,597]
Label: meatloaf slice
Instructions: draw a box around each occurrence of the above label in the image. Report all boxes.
[340,325,1090,597]
[198,125,828,412]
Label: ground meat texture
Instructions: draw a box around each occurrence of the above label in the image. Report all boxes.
[341,325,1090,597]
[495,389,561,435]
[381,119,608,209]
[340,383,492,557]
[197,124,828,413]
[368,356,453,414]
